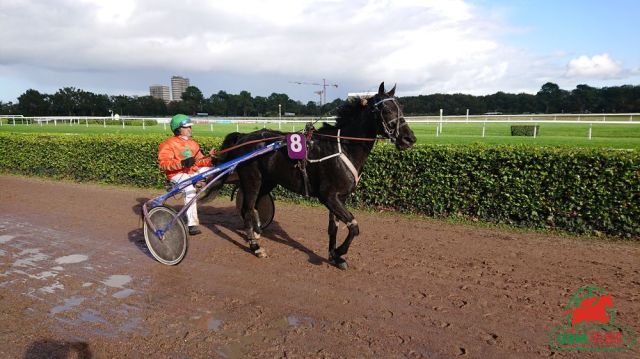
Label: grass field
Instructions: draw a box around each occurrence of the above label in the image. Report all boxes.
[1,121,640,149]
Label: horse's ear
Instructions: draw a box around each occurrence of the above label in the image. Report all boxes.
[378,82,385,95]
[388,84,396,97]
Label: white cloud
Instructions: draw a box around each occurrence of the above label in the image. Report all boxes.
[0,0,637,103]
[565,54,623,78]
[79,0,136,25]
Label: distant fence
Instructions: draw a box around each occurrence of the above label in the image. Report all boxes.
[3,113,639,124]
[406,113,640,139]
[410,113,639,122]
[2,113,639,139]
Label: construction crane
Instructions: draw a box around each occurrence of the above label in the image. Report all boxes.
[289,78,338,106]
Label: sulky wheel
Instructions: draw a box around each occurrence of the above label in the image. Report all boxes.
[235,188,275,230]
[143,205,188,265]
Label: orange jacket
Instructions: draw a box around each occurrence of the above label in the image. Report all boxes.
[158,136,213,180]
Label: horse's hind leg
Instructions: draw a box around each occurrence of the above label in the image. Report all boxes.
[242,206,266,258]
[246,212,266,257]
[239,172,267,258]
[253,180,276,238]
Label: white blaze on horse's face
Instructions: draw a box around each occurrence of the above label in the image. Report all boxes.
[373,82,416,150]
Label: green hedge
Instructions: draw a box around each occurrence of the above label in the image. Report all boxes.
[0,133,215,188]
[352,145,639,238]
[0,133,638,238]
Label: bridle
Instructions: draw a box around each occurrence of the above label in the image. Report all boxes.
[371,97,408,144]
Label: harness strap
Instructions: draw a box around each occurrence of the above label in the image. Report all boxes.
[307,129,345,163]
[373,97,396,107]
[296,160,311,197]
[307,129,360,185]
[339,153,360,185]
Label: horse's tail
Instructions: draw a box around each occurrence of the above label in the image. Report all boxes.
[199,131,243,203]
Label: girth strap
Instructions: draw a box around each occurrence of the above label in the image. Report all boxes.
[296,160,311,197]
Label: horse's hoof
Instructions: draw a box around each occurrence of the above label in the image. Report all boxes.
[330,257,348,270]
[253,247,267,258]
[253,231,261,240]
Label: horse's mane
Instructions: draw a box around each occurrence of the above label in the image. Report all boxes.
[320,97,368,131]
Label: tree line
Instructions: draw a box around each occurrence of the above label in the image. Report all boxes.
[1,82,639,117]
[402,83,640,115]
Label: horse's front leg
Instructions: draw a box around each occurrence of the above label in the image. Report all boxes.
[328,212,338,257]
[324,194,358,270]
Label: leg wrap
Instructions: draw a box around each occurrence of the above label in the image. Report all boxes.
[346,219,359,236]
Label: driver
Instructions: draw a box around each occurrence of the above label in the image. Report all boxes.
[158,114,214,235]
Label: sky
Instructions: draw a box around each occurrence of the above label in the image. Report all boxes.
[1,0,639,106]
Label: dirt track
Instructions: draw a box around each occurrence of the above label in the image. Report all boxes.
[0,175,638,358]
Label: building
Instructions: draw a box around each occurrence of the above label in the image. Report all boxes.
[149,85,170,103]
[171,76,190,101]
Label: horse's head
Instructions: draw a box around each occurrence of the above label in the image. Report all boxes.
[369,82,416,150]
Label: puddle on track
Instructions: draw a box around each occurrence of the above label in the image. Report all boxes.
[50,296,85,315]
[55,254,89,264]
[102,275,132,288]
[208,319,223,331]
[112,288,135,299]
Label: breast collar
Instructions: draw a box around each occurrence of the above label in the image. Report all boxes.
[306,129,360,185]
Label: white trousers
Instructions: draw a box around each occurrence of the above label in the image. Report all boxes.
[170,167,211,227]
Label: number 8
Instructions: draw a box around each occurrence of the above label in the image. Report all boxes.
[290,134,303,152]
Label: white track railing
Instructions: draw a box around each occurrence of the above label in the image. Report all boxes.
[3,113,638,123]
[2,114,639,140]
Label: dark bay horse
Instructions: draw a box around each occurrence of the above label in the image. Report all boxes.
[218,82,416,269]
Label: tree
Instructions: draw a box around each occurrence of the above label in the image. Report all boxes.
[181,86,205,115]
[266,93,291,116]
[110,95,133,116]
[137,96,167,116]
[252,96,269,116]
[0,101,16,115]
[570,84,599,113]
[238,90,254,116]
[321,98,345,116]
[536,82,568,113]
[50,87,83,115]
[304,101,319,116]
[206,91,229,116]
[17,89,49,115]
[92,93,112,116]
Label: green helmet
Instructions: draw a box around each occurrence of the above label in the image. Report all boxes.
[170,114,192,132]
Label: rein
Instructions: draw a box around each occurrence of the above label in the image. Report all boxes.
[207,135,285,158]
[311,132,385,142]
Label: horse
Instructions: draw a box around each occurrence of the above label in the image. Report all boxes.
[216,82,416,269]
